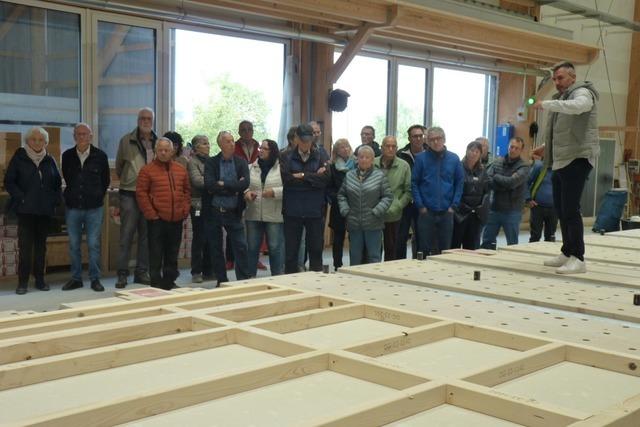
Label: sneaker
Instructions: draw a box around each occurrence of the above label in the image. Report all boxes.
[556,256,586,274]
[62,279,83,291]
[115,273,128,289]
[91,279,105,292]
[225,261,234,270]
[192,274,203,283]
[133,272,151,286]
[16,284,27,295]
[543,253,570,267]
[257,260,267,270]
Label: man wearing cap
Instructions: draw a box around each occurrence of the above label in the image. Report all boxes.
[280,123,330,274]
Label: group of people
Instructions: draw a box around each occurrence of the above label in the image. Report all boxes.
[3,61,597,294]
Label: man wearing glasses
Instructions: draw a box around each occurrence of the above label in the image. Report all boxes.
[412,126,464,256]
[355,125,381,157]
[396,124,427,259]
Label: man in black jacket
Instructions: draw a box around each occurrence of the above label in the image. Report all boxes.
[280,124,330,274]
[61,123,110,291]
[204,131,250,284]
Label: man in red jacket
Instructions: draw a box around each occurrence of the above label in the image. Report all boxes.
[136,138,191,289]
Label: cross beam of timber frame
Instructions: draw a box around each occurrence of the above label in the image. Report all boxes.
[327,6,398,85]
[0,4,25,42]
[85,0,599,68]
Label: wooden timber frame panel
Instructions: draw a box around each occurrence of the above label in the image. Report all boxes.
[0,281,639,425]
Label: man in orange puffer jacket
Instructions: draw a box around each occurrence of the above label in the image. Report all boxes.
[136,137,191,289]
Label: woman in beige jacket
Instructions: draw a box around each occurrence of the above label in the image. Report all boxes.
[244,139,284,276]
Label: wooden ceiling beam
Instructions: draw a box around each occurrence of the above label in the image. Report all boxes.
[327,5,399,84]
[194,0,361,27]
[383,28,560,65]
[375,30,551,67]
[394,6,599,65]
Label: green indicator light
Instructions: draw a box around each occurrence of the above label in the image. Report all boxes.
[527,97,536,105]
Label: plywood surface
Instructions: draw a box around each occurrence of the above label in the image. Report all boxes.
[123,371,396,427]
[495,361,640,415]
[239,273,640,357]
[582,234,640,250]
[339,258,640,322]
[435,250,640,289]
[377,337,520,378]
[0,344,279,424]
[501,241,640,266]
[385,403,524,426]
[284,318,408,348]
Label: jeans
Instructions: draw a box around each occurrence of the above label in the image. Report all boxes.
[206,210,250,282]
[349,229,382,265]
[481,210,522,248]
[246,220,284,277]
[147,219,182,289]
[529,205,558,242]
[553,158,592,260]
[116,193,148,276]
[331,228,347,269]
[17,214,50,285]
[283,215,324,274]
[417,210,453,255]
[66,207,104,281]
[383,221,400,261]
[452,213,483,250]
[190,208,213,277]
[396,202,419,259]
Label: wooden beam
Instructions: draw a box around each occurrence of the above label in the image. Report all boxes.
[197,0,359,27]
[394,6,599,66]
[99,24,129,78]
[0,50,30,59]
[328,23,379,84]
[327,5,398,84]
[99,74,154,86]
[0,4,25,42]
[624,0,640,159]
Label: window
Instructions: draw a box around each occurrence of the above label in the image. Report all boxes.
[332,54,388,150]
[431,67,495,157]
[0,1,81,156]
[172,29,285,154]
[96,21,156,159]
[396,64,426,138]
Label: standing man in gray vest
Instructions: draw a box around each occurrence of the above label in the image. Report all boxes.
[533,61,599,274]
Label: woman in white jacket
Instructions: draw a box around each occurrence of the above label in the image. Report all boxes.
[244,139,284,276]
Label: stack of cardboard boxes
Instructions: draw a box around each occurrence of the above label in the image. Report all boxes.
[178,216,193,259]
[0,215,19,277]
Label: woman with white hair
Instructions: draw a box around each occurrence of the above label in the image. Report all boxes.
[338,145,393,265]
[4,127,62,294]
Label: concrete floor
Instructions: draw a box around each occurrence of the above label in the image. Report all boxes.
[0,230,534,313]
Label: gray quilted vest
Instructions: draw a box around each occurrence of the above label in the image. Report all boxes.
[543,81,599,170]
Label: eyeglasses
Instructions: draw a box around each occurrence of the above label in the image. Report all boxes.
[239,127,253,132]
[410,134,424,139]
[427,136,444,142]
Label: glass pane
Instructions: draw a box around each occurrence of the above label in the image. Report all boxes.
[173,29,285,155]
[332,54,388,151]
[0,2,80,156]
[397,64,425,138]
[432,67,488,157]
[97,22,156,159]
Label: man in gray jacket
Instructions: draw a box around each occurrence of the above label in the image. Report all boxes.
[114,107,156,287]
[481,137,529,249]
[533,61,599,274]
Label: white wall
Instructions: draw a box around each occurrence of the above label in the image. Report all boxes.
[540,1,635,130]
